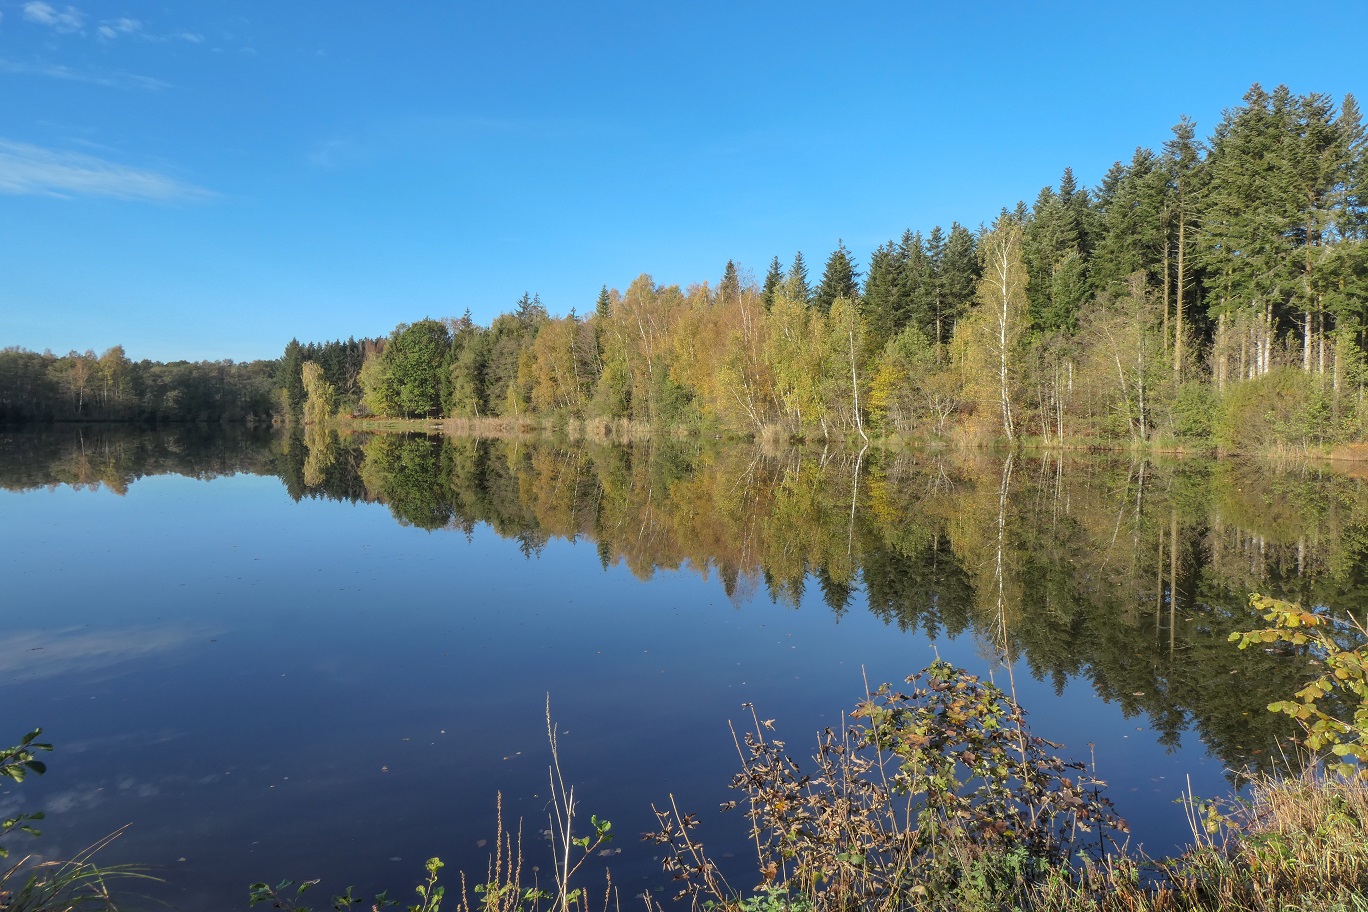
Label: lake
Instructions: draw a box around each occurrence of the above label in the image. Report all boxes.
[1,426,1356,910]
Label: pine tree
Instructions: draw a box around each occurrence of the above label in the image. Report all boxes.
[939,223,980,343]
[926,225,948,343]
[595,285,612,319]
[900,230,936,340]
[761,256,785,311]
[1199,84,1300,379]
[719,259,741,306]
[814,241,861,315]
[861,241,902,349]
[1023,169,1091,335]
[1340,94,1367,240]
[787,251,812,306]
[1163,116,1206,378]
[279,339,306,424]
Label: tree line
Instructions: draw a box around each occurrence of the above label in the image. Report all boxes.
[0,345,277,424]
[285,84,1366,453]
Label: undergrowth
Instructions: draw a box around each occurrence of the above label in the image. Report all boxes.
[249,640,1368,912]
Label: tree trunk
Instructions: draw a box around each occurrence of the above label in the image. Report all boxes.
[848,325,868,443]
[1174,216,1185,380]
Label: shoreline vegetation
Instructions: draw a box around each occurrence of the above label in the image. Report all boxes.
[8,605,1368,912]
[5,84,1368,462]
[322,412,1368,466]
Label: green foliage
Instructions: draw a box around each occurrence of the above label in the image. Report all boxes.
[1171,382,1216,441]
[1232,594,1368,779]
[0,346,279,424]
[0,729,51,858]
[813,242,860,316]
[1,731,151,912]
[1215,369,1334,452]
[249,876,399,911]
[377,320,454,418]
[301,361,338,426]
[648,663,1126,912]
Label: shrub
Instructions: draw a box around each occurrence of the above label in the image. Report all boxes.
[646,662,1127,912]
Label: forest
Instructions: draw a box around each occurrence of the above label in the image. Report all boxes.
[0,345,278,424]
[5,85,1366,454]
[276,84,1366,454]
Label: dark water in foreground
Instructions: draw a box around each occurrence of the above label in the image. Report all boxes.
[2,426,1363,910]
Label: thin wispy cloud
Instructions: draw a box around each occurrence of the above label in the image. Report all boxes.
[19,3,201,43]
[96,16,140,39]
[0,57,170,89]
[22,1,83,32]
[307,137,369,170]
[0,139,214,202]
[97,16,203,44]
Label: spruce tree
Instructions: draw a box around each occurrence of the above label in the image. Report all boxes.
[900,230,936,340]
[761,256,785,311]
[787,251,812,306]
[814,241,860,315]
[1340,94,1367,240]
[1199,84,1298,377]
[1022,169,1092,335]
[939,223,980,342]
[279,339,306,423]
[1163,116,1206,377]
[861,241,902,348]
[926,226,948,343]
[719,259,741,306]
[1092,149,1167,297]
[595,285,612,319]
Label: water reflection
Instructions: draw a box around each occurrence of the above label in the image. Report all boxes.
[6,425,1365,781]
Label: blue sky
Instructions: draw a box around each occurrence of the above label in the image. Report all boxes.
[2,1,1365,362]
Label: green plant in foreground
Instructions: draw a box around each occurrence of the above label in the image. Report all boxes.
[1231,594,1368,779]
[248,875,399,911]
[2,730,149,912]
[647,661,1127,912]
[1,730,52,859]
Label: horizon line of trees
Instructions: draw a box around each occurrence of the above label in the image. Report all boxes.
[289,84,1367,453]
[7,83,1365,452]
[0,345,278,424]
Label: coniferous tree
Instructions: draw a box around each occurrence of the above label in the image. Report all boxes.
[1341,94,1368,241]
[1093,148,1168,298]
[595,285,612,319]
[278,339,306,424]
[925,225,948,344]
[761,256,785,311]
[1023,170,1090,335]
[786,251,812,307]
[814,241,860,315]
[1163,117,1206,379]
[900,231,937,341]
[861,241,903,349]
[719,259,741,306]
[939,223,980,344]
[1200,84,1298,380]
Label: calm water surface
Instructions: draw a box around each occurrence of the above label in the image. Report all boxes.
[2,427,1360,910]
